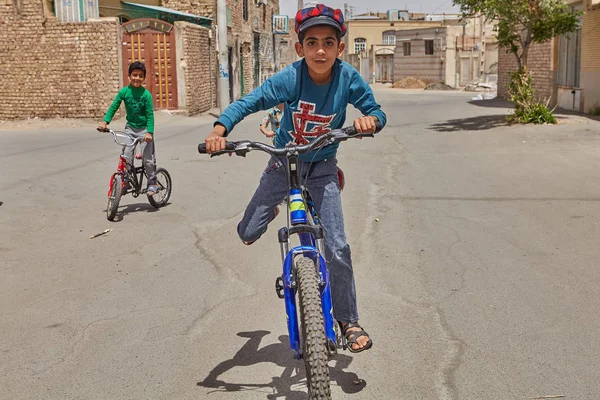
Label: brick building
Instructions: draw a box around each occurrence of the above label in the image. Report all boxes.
[393,16,498,87]
[0,0,283,120]
[497,0,600,113]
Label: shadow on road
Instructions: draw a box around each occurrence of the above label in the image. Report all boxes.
[197,330,366,399]
[104,202,166,222]
[429,115,509,132]
[467,98,513,109]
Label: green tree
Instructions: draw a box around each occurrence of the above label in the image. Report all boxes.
[453,0,581,123]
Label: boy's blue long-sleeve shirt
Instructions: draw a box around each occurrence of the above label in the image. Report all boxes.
[216,59,387,162]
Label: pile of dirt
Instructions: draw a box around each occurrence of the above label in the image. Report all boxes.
[392,77,427,89]
[424,82,454,91]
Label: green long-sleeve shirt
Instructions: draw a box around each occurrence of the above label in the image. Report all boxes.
[103,85,155,133]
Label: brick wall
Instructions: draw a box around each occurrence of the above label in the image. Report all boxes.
[242,41,253,94]
[162,0,214,17]
[497,40,556,103]
[175,22,216,115]
[0,0,120,120]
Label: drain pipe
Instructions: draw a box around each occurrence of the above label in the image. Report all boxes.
[217,0,229,112]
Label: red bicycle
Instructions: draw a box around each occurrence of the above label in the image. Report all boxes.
[100,128,172,221]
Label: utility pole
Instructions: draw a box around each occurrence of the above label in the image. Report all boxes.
[298,0,303,11]
[217,0,229,112]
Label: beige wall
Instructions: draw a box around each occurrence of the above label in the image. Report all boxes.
[394,28,446,83]
[345,20,447,56]
[0,0,121,120]
[392,19,497,87]
[581,1,600,111]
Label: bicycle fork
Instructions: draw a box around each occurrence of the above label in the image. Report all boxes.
[277,228,337,359]
[107,155,127,196]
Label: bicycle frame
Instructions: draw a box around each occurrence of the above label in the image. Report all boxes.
[277,153,337,358]
[107,143,146,198]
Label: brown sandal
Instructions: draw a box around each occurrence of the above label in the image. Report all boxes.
[339,322,373,353]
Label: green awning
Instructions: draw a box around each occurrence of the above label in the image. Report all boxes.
[121,2,212,27]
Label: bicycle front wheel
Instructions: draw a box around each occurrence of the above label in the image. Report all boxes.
[147,167,172,208]
[107,174,122,221]
[296,256,331,399]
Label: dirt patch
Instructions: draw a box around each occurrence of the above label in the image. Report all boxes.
[424,82,454,91]
[392,77,427,89]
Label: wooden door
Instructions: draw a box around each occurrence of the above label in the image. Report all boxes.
[121,19,178,110]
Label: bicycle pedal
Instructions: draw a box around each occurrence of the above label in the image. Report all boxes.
[275,277,285,299]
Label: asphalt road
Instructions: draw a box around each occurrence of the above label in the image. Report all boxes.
[1,87,599,399]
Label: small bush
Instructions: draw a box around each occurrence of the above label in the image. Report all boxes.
[506,68,557,124]
[511,103,557,124]
[589,103,600,116]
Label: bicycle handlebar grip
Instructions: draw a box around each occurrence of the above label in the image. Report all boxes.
[342,121,383,136]
[97,127,110,133]
[198,142,236,154]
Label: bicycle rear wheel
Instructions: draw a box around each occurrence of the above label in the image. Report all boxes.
[107,174,122,221]
[296,256,331,399]
[147,167,172,208]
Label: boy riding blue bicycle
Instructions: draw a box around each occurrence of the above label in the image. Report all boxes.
[204,3,386,353]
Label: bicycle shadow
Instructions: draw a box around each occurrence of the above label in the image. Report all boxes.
[197,330,366,399]
[105,202,168,222]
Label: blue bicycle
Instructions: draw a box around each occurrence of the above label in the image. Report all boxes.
[198,124,379,398]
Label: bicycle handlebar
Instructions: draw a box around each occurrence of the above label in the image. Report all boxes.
[98,127,143,147]
[198,122,383,158]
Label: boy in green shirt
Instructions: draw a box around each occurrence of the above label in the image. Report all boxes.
[98,61,158,195]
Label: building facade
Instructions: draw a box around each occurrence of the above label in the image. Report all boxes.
[497,0,599,113]
[0,0,285,120]
[394,16,498,87]
[343,11,466,83]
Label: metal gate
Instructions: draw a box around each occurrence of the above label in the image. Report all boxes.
[376,54,394,83]
[121,19,178,110]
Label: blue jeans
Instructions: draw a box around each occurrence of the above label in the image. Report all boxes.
[237,156,359,323]
[123,125,156,186]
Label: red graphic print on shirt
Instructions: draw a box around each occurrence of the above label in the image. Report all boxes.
[290,100,336,144]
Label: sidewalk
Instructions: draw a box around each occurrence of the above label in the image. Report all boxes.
[0,107,222,132]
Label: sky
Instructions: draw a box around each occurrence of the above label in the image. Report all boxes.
[279,0,460,17]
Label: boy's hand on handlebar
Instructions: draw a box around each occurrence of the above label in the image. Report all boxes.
[144,133,153,142]
[353,116,378,134]
[205,125,227,154]
[97,121,108,132]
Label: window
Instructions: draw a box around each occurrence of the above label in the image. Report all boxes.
[243,0,248,21]
[272,15,289,34]
[383,31,396,45]
[354,38,366,53]
[403,42,411,56]
[425,40,434,55]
